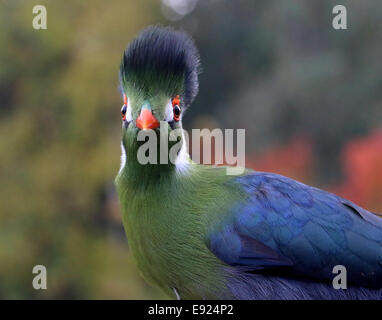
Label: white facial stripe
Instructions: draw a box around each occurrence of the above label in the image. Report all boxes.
[164,99,173,122]
[175,131,190,174]
[118,141,126,175]
[125,104,132,122]
[123,96,133,122]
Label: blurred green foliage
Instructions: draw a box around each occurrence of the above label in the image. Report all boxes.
[0,0,167,299]
[0,0,381,299]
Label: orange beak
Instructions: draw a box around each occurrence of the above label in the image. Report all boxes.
[136,108,160,130]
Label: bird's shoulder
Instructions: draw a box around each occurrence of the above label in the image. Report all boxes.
[206,171,382,287]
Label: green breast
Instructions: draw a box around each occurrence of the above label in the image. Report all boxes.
[115,164,243,299]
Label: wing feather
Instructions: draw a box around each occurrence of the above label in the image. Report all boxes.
[206,172,382,288]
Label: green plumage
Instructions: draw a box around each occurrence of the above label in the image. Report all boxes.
[115,26,382,300]
[115,26,237,299]
[116,161,246,299]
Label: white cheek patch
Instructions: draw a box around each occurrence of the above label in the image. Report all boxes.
[175,131,190,175]
[164,99,173,122]
[123,96,133,123]
[125,104,132,122]
[118,141,126,175]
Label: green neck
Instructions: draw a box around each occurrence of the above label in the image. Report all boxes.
[115,162,234,299]
[118,115,190,188]
[115,127,247,298]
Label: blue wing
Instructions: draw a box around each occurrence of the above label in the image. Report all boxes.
[207,172,382,288]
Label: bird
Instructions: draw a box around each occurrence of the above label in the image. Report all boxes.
[115,26,382,300]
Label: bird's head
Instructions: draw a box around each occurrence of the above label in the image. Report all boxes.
[118,26,200,175]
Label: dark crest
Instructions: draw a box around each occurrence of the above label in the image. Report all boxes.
[120,26,200,108]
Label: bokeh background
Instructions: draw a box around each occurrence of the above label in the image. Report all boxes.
[0,0,381,299]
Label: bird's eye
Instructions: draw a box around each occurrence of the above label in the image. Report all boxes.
[173,105,181,121]
[121,105,127,121]
[121,94,127,121]
[172,95,181,122]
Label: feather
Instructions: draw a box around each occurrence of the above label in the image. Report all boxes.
[120,25,200,108]
[207,172,382,295]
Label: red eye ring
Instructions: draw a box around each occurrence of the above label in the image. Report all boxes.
[121,105,127,121]
[121,94,127,121]
[172,95,180,107]
[173,105,181,121]
[172,95,181,121]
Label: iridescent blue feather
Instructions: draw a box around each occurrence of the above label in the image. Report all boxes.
[207,172,382,299]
